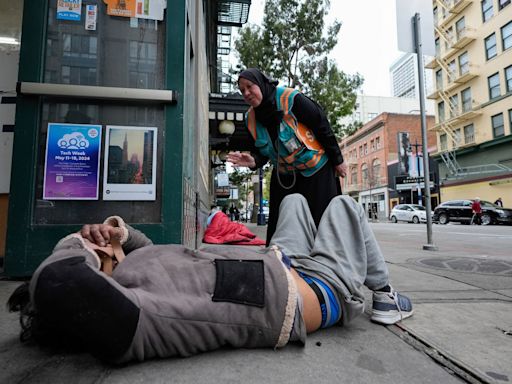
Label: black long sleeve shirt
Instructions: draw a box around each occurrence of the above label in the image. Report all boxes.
[248,93,344,169]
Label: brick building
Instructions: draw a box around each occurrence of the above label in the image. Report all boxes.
[340,113,438,220]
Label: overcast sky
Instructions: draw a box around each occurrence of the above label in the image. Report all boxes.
[242,0,404,97]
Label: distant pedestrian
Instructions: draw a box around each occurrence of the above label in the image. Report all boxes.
[494,197,503,207]
[471,198,482,225]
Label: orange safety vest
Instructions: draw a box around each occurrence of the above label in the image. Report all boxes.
[246,87,328,176]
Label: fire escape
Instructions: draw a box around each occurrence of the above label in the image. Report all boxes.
[426,0,487,178]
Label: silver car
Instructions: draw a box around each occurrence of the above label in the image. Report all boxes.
[390,204,427,224]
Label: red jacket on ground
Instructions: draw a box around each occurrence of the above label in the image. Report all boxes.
[203,212,266,245]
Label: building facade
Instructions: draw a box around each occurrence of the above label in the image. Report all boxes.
[426,0,512,205]
[390,52,434,98]
[340,113,438,220]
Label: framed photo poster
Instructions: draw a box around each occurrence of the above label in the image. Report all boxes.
[43,123,101,200]
[103,125,157,201]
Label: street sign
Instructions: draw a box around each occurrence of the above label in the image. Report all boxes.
[396,0,435,56]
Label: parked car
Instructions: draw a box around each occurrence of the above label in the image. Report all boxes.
[432,199,512,225]
[389,204,428,224]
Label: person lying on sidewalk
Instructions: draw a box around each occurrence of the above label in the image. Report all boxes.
[7,194,412,364]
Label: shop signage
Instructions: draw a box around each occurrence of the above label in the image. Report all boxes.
[43,123,101,200]
[395,174,434,191]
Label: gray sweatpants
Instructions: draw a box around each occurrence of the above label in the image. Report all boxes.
[270,194,390,325]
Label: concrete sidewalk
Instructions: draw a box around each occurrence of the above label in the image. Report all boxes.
[1,222,511,384]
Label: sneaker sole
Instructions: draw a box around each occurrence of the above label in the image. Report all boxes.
[371,309,414,325]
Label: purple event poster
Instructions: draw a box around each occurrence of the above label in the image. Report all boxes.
[43,123,101,200]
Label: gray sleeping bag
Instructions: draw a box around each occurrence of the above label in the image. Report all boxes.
[28,216,304,363]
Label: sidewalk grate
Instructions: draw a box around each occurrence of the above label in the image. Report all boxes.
[412,257,512,276]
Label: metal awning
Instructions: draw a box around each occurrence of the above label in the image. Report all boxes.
[218,0,251,27]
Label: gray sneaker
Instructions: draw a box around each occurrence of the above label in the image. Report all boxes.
[371,288,413,325]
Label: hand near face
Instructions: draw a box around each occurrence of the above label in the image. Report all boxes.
[226,151,256,168]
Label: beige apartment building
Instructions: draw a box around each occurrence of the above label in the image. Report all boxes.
[426,0,512,206]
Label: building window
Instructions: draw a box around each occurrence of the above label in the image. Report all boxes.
[375,136,381,149]
[455,17,466,40]
[461,87,472,112]
[361,163,368,188]
[485,33,497,60]
[449,94,459,118]
[433,6,438,25]
[436,69,443,90]
[372,159,381,185]
[509,109,512,133]
[492,113,505,137]
[440,134,447,150]
[458,52,469,75]
[506,65,512,92]
[502,21,512,51]
[499,0,511,10]
[351,167,358,186]
[448,59,456,80]
[464,124,475,143]
[368,112,377,121]
[359,145,363,157]
[482,0,494,22]
[488,72,501,99]
[370,139,375,151]
[364,143,368,155]
[454,128,462,146]
[435,38,440,57]
[438,101,445,123]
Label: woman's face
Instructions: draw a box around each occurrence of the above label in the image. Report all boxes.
[238,78,263,107]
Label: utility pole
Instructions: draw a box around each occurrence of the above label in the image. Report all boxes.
[413,13,437,251]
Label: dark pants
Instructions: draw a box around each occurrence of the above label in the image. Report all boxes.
[266,162,341,246]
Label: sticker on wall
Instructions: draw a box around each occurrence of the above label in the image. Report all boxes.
[103,0,166,20]
[85,4,97,30]
[103,125,157,201]
[57,0,82,21]
[43,123,101,200]
[103,0,136,18]
[135,0,166,21]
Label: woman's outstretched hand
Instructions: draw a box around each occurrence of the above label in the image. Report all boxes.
[81,224,120,247]
[226,151,256,168]
[335,161,348,178]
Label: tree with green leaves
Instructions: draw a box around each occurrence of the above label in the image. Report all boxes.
[234,0,363,139]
